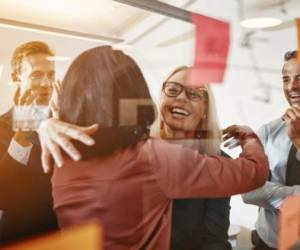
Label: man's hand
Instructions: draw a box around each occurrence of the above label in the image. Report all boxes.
[37,118,99,173]
[13,87,37,146]
[282,105,300,149]
[222,125,257,149]
[14,87,39,106]
[49,80,62,119]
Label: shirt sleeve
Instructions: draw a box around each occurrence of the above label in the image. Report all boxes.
[149,133,269,199]
[8,138,33,165]
[242,123,300,210]
[256,124,267,147]
[242,182,300,210]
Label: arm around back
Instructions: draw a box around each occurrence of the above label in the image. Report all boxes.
[149,126,268,199]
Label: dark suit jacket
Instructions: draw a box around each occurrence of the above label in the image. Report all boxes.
[171,151,232,250]
[0,110,58,244]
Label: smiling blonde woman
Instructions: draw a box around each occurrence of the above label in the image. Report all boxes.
[155,66,231,250]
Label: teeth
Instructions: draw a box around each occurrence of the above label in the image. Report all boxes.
[171,108,190,116]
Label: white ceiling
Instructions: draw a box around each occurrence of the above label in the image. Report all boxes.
[0,0,150,38]
[244,0,290,10]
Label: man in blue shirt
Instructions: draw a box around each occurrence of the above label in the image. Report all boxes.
[243,50,300,250]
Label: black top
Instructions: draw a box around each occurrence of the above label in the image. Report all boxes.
[171,150,232,250]
[0,111,58,244]
[285,144,300,186]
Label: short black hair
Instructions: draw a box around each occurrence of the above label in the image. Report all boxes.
[284,50,298,61]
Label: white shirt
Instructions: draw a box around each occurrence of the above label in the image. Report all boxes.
[242,118,300,248]
[8,138,33,165]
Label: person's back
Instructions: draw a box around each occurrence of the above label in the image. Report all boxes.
[52,135,267,250]
[52,140,172,250]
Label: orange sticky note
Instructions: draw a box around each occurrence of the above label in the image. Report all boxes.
[1,221,103,250]
[297,18,300,64]
[187,13,230,87]
[279,195,300,250]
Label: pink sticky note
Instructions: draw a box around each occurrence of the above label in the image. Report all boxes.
[187,13,230,87]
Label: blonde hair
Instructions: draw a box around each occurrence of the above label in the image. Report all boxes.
[153,66,222,155]
[11,41,55,76]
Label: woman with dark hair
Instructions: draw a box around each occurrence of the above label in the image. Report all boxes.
[152,66,231,250]
[42,46,268,250]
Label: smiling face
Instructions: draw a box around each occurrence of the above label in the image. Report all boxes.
[18,53,55,105]
[160,69,208,136]
[283,58,300,106]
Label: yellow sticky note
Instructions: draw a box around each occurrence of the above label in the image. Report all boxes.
[1,221,102,250]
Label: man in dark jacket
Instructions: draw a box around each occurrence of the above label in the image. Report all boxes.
[0,41,58,244]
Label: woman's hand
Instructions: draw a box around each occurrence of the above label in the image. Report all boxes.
[37,118,98,173]
[222,125,256,149]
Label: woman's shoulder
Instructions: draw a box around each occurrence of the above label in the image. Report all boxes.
[144,138,188,155]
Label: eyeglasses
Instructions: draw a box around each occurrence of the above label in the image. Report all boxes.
[162,81,208,102]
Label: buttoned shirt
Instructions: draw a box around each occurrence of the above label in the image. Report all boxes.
[242,118,300,248]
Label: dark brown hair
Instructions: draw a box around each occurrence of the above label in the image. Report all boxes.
[59,46,156,156]
[284,50,298,61]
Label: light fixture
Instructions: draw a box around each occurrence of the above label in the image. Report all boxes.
[240,17,282,29]
[0,18,124,44]
[238,0,287,30]
[47,56,71,62]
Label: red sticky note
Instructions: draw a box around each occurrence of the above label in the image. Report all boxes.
[297,18,300,64]
[187,13,230,87]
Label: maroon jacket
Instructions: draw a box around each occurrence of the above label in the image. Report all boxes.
[52,136,268,250]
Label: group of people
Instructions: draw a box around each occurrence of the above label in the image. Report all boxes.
[0,40,298,250]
